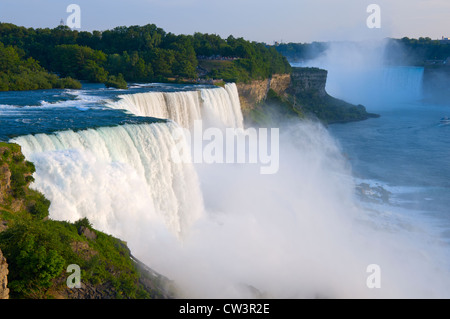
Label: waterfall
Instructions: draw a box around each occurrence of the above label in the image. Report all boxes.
[8,82,245,254]
[200,83,244,129]
[110,91,202,129]
[8,79,450,298]
[301,40,426,106]
[380,66,424,101]
[107,83,244,129]
[323,66,425,106]
[11,122,204,239]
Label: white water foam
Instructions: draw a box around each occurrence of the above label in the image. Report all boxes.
[107,83,244,129]
[12,122,204,239]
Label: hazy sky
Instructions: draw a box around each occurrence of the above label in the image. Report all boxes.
[0,0,449,43]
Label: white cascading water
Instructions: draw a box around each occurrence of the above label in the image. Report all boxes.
[200,83,244,129]
[315,66,425,106]
[301,41,426,106]
[110,91,202,129]
[107,83,244,129]
[380,66,424,101]
[11,76,450,298]
[11,122,204,239]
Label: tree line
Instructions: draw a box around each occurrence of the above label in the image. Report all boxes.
[0,23,292,91]
[0,42,81,91]
[384,37,450,65]
[274,38,450,66]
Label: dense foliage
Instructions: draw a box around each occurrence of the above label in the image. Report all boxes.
[0,23,291,89]
[0,42,81,91]
[274,42,328,62]
[384,37,450,65]
[0,217,155,298]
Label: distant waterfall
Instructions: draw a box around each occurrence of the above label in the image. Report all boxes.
[299,40,427,106]
[380,66,424,101]
[11,123,204,239]
[321,66,425,106]
[107,83,244,129]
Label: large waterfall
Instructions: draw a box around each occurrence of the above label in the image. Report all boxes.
[380,66,424,101]
[11,123,204,239]
[107,83,244,129]
[9,82,246,245]
[10,77,450,299]
[321,66,425,106]
[300,40,426,106]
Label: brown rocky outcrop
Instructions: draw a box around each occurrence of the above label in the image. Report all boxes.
[269,73,291,96]
[0,249,9,299]
[236,69,327,115]
[236,67,376,124]
[236,73,292,114]
[236,78,270,113]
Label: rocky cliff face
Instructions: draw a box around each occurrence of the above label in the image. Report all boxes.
[236,69,328,114]
[269,73,292,96]
[236,73,291,114]
[288,67,328,97]
[236,78,269,113]
[239,67,377,125]
[0,143,34,213]
[0,249,9,299]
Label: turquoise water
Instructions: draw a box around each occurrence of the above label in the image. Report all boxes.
[0,82,214,141]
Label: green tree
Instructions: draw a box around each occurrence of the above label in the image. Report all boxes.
[0,222,65,296]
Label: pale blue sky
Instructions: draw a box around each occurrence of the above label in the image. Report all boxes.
[0,0,449,43]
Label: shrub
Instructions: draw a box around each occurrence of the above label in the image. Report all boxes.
[104,73,128,89]
[28,192,51,220]
[0,222,65,297]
